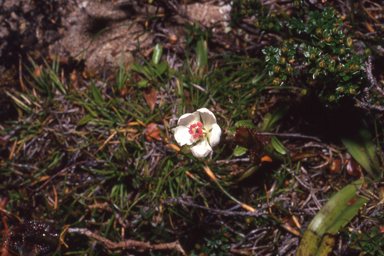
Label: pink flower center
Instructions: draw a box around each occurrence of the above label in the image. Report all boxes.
[188,122,204,139]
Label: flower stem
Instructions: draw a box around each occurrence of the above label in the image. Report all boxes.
[213,179,242,204]
[203,165,255,211]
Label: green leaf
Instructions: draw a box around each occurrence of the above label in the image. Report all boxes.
[131,64,153,77]
[90,83,104,103]
[179,144,191,155]
[152,43,163,64]
[271,136,287,155]
[261,105,289,132]
[142,66,154,77]
[370,226,379,237]
[47,153,62,169]
[196,38,208,70]
[237,165,259,182]
[235,120,256,128]
[227,127,236,136]
[156,62,168,76]
[341,125,381,180]
[77,114,94,126]
[297,179,370,256]
[343,75,351,81]
[138,78,150,88]
[234,145,247,157]
[130,63,143,74]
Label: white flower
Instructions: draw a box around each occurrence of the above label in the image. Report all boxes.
[174,108,221,158]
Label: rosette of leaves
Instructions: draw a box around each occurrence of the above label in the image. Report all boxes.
[349,226,384,255]
[231,106,290,160]
[263,39,298,86]
[233,0,263,21]
[234,126,271,164]
[263,6,371,106]
[236,0,261,18]
[304,8,343,45]
[255,12,284,32]
[233,0,283,32]
[288,16,306,35]
[191,228,231,256]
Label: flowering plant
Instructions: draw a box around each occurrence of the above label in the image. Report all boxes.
[174,108,221,158]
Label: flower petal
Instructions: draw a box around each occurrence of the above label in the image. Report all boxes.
[191,139,212,158]
[174,126,194,146]
[197,108,216,130]
[208,123,221,147]
[178,112,200,126]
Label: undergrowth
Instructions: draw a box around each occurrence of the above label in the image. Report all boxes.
[1,1,384,256]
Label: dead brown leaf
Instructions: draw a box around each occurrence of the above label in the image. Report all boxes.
[33,65,43,78]
[144,123,161,142]
[143,88,157,112]
[327,158,341,174]
[346,159,362,177]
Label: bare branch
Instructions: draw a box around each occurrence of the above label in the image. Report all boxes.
[67,228,186,255]
[356,56,384,111]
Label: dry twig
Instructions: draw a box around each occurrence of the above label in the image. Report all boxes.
[357,56,384,111]
[67,228,186,255]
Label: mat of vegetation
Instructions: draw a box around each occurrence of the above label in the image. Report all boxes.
[1,1,384,256]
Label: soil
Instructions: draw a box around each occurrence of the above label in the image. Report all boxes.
[0,0,232,124]
[0,0,232,71]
